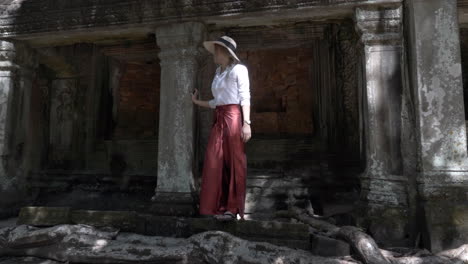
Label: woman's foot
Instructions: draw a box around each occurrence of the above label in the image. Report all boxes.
[213,211,236,221]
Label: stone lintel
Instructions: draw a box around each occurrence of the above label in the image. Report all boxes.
[355,4,402,46]
[0,0,401,40]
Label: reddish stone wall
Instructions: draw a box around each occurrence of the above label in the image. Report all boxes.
[238,46,314,135]
[113,62,160,140]
[97,40,160,140]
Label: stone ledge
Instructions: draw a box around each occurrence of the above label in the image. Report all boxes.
[16,207,311,250]
[17,207,71,227]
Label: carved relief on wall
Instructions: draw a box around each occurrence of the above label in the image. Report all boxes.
[0,78,12,147]
[48,78,79,168]
[335,23,360,155]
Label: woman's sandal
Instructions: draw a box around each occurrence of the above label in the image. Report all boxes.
[213,211,236,221]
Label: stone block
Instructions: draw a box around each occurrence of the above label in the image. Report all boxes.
[425,202,468,226]
[423,201,468,252]
[150,192,197,217]
[189,218,309,240]
[428,224,468,254]
[356,205,411,247]
[70,210,139,231]
[17,207,71,226]
[141,214,192,238]
[310,233,351,257]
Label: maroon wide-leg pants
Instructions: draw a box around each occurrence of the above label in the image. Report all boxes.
[199,104,247,220]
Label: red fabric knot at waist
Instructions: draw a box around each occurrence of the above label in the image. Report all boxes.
[212,104,243,148]
[215,104,242,113]
[214,104,242,124]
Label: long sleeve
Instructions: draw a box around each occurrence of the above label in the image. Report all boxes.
[236,65,250,106]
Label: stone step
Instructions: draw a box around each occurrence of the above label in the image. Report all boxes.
[16,207,311,250]
[245,137,322,164]
[26,167,357,221]
[0,257,62,264]
[245,169,319,218]
[28,171,157,191]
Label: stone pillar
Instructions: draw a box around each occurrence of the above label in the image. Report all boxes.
[0,39,37,218]
[406,0,468,252]
[354,5,410,246]
[151,22,206,216]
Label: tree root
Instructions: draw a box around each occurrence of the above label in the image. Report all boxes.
[279,206,465,264]
[0,224,358,264]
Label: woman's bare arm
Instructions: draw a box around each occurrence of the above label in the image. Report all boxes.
[241,104,250,123]
[241,104,251,142]
[194,99,211,108]
[191,89,212,108]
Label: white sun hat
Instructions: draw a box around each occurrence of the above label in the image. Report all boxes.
[203,36,241,62]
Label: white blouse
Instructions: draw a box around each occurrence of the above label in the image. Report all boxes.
[208,63,251,109]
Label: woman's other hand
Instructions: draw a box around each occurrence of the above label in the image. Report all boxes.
[191,89,211,108]
[241,123,251,143]
[191,89,199,104]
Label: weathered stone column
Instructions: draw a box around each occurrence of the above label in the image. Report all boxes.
[0,39,37,218]
[406,0,468,252]
[151,22,206,216]
[354,5,410,246]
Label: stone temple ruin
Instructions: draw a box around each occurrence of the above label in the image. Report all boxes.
[0,0,467,263]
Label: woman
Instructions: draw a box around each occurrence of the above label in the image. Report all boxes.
[191,36,252,221]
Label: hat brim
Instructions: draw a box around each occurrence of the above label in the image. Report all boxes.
[203,40,241,62]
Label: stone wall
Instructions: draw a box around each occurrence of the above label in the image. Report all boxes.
[24,38,161,213]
